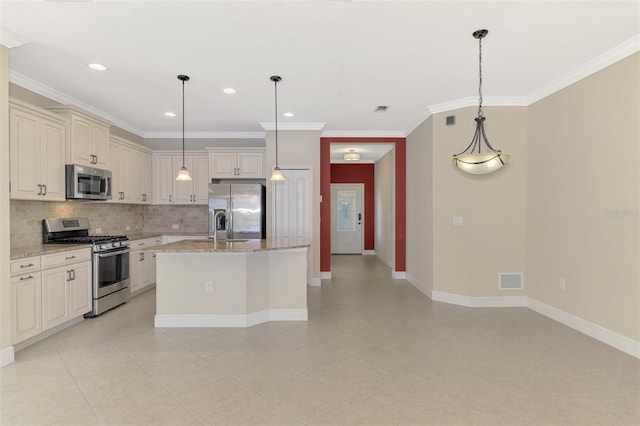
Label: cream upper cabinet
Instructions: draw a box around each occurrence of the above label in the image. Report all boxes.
[45,106,111,169]
[209,150,263,179]
[9,100,66,201]
[109,136,151,204]
[152,153,208,205]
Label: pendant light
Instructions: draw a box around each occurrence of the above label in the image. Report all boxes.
[176,74,193,181]
[453,29,510,175]
[269,75,286,181]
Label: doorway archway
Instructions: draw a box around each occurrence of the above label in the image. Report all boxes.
[320,137,406,278]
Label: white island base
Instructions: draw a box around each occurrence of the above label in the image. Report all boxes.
[154,243,308,328]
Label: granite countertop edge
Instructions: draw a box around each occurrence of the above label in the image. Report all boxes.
[152,239,310,254]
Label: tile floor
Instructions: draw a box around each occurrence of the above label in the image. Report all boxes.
[1,255,638,425]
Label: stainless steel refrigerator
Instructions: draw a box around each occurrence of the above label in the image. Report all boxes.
[208,183,266,240]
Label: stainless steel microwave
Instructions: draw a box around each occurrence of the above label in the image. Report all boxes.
[66,164,112,200]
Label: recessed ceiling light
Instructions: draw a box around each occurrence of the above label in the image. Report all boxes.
[164,112,176,117]
[283,112,294,118]
[223,88,237,94]
[88,63,107,71]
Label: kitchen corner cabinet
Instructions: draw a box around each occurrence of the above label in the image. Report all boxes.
[152,153,208,205]
[209,151,263,179]
[109,136,152,204]
[9,99,66,201]
[10,248,91,345]
[45,106,110,169]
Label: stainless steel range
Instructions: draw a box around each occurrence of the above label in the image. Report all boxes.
[43,218,130,317]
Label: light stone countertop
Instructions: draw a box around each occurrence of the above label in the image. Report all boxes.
[152,239,310,253]
[10,244,92,260]
[126,231,209,241]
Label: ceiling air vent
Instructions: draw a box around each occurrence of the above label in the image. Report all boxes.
[374,105,389,113]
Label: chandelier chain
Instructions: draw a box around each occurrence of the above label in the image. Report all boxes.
[478,35,483,115]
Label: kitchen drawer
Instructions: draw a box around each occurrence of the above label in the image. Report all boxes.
[41,248,92,269]
[10,257,41,276]
[130,237,158,250]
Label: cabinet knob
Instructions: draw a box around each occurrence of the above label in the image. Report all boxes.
[42,184,47,196]
[37,184,43,195]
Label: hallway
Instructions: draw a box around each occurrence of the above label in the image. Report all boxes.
[1,255,638,425]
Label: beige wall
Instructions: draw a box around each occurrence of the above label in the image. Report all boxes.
[527,53,640,341]
[265,129,321,283]
[374,149,394,267]
[405,116,434,293]
[432,106,528,297]
[1,46,11,354]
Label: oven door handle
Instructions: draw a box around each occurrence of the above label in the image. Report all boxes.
[97,249,130,258]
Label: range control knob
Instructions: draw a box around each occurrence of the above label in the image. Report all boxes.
[100,244,107,250]
[113,241,121,247]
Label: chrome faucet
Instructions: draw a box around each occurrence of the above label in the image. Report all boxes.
[212,210,228,244]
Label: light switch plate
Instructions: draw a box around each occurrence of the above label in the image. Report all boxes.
[172,224,179,230]
[453,216,463,226]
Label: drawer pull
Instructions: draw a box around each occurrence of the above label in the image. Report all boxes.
[65,255,76,260]
[19,275,34,281]
[20,263,35,268]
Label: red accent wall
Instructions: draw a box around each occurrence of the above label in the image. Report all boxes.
[320,137,406,273]
[331,164,375,250]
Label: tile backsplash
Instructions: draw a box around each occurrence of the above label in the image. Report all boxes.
[10,200,208,248]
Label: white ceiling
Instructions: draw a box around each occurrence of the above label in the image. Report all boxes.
[1,1,639,145]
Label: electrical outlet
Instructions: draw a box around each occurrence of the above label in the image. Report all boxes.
[95,227,102,234]
[205,281,213,292]
[453,216,463,226]
[559,278,566,290]
[125,225,131,231]
[172,224,180,230]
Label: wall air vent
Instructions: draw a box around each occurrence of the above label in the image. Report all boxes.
[374,105,389,113]
[499,273,523,290]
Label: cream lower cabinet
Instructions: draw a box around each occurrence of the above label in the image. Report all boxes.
[129,238,157,293]
[9,99,66,201]
[10,248,91,345]
[10,270,42,344]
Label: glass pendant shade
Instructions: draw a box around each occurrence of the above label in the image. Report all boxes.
[453,152,511,174]
[269,167,285,181]
[176,166,192,181]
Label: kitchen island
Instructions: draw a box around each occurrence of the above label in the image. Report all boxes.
[152,239,310,328]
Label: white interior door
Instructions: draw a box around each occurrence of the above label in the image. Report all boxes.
[331,184,363,254]
[272,168,313,284]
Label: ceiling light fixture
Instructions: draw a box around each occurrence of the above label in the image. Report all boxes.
[175,74,192,182]
[164,112,176,117]
[87,63,107,71]
[269,75,285,181]
[344,149,360,161]
[223,88,236,94]
[453,29,510,175]
[283,112,294,118]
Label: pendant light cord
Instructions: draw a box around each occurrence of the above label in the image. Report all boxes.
[182,78,186,167]
[274,78,279,168]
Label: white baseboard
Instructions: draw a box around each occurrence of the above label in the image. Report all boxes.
[310,277,321,286]
[1,346,15,367]
[527,298,640,359]
[155,308,308,328]
[375,252,393,268]
[406,273,433,297]
[392,270,406,279]
[431,291,527,307]
[362,250,375,255]
[320,271,331,280]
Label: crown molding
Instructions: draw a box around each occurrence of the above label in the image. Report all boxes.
[0,27,28,48]
[10,71,146,137]
[525,34,640,105]
[144,131,265,139]
[260,122,325,131]
[321,130,406,138]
